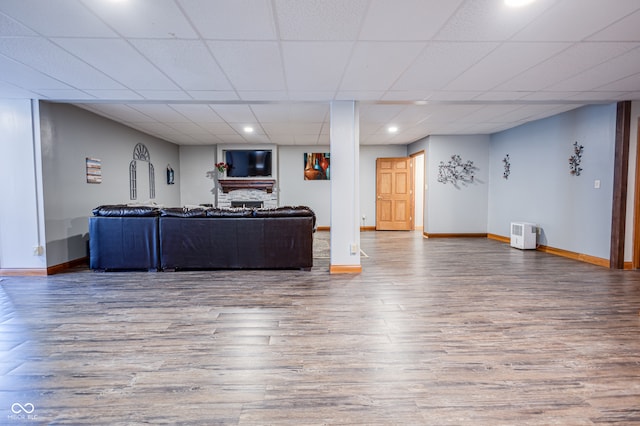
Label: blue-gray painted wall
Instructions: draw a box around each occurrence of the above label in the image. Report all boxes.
[488,104,617,259]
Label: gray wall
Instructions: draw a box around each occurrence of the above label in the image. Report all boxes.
[179,145,216,206]
[410,135,490,234]
[359,145,408,227]
[39,102,181,266]
[488,104,617,259]
[278,144,406,228]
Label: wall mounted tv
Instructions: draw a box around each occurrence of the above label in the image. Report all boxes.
[225,150,273,177]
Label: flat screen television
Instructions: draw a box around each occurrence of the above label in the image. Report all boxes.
[225,150,272,177]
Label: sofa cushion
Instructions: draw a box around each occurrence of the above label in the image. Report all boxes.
[92,204,159,217]
[205,207,254,218]
[160,207,208,218]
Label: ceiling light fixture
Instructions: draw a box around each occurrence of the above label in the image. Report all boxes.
[504,0,535,7]
[243,126,254,133]
[388,126,398,134]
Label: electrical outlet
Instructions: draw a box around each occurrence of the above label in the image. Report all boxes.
[350,243,358,254]
[33,245,43,256]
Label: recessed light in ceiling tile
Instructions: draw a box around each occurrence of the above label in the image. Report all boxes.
[388,126,398,133]
[504,0,536,7]
[243,126,254,133]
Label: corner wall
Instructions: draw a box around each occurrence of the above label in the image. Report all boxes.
[409,135,490,234]
[488,104,617,260]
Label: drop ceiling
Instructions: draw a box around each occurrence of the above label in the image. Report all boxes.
[1,0,639,146]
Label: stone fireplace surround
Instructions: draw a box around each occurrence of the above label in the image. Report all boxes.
[217,179,277,209]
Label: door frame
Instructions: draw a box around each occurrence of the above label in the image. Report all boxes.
[410,150,425,231]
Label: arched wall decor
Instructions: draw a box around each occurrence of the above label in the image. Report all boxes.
[129,143,155,200]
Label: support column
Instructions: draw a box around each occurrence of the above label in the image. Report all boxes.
[329,101,361,274]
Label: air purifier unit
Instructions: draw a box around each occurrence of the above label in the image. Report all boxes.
[510,222,537,250]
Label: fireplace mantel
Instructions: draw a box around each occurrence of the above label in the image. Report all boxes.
[218,179,275,193]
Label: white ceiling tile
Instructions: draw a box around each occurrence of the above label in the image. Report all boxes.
[53,38,179,91]
[339,42,424,91]
[391,42,499,91]
[128,104,193,122]
[250,104,292,122]
[208,41,285,91]
[546,47,640,92]
[282,41,353,92]
[567,91,629,101]
[227,123,266,135]
[496,42,638,91]
[0,38,124,89]
[519,91,580,101]
[589,9,640,41]
[198,122,238,134]
[242,133,272,143]
[460,105,526,123]
[81,0,198,38]
[265,133,296,144]
[434,0,556,41]
[168,104,224,123]
[0,0,117,37]
[359,104,407,122]
[83,90,144,100]
[33,89,95,100]
[0,80,38,98]
[165,122,209,134]
[390,106,433,124]
[0,11,37,36]
[427,91,484,101]
[473,91,531,101]
[359,0,464,41]
[444,42,571,91]
[237,91,290,101]
[131,39,232,91]
[218,135,250,144]
[210,104,257,123]
[136,91,192,101]
[251,103,328,123]
[381,90,432,101]
[288,91,336,101]
[514,0,640,42]
[261,122,322,135]
[80,104,158,123]
[187,91,240,101]
[275,0,368,40]
[0,55,73,90]
[597,72,640,92]
[335,91,385,100]
[179,0,276,40]
[294,134,320,144]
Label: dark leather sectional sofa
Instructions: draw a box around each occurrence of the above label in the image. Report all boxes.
[89,205,315,271]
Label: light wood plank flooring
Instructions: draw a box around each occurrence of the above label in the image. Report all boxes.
[1,231,640,425]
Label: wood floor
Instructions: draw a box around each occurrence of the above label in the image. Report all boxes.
[1,231,640,425]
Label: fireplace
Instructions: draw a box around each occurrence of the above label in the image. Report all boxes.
[231,201,263,208]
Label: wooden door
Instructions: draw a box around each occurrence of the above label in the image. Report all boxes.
[376,157,413,231]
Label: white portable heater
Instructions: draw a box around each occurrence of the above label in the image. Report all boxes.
[510,222,537,250]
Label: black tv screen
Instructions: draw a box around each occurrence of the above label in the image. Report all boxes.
[225,150,272,177]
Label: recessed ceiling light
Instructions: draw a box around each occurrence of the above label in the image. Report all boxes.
[388,126,398,133]
[504,0,535,7]
[243,126,254,133]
